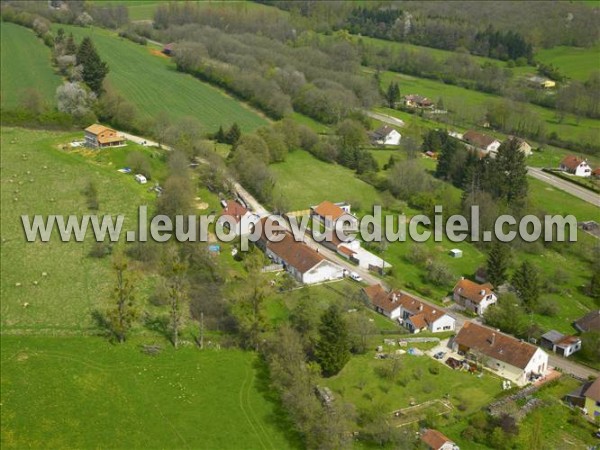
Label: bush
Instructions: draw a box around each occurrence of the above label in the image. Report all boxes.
[89,241,112,258]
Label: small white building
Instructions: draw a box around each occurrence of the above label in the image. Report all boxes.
[370,125,401,146]
[540,330,582,357]
[453,278,497,316]
[560,155,592,177]
[451,321,549,386]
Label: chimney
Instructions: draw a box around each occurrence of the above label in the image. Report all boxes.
[418,304,423,311]
[490,333,496,346]
[480,290,486,296]
[460,276,465,280]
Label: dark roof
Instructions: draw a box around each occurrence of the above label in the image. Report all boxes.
[372,125,396,139]
[463,130,498,149]
[574,310,600,333]
[585,377,600,403]
[454,322,541,369]
[541,330,565,344]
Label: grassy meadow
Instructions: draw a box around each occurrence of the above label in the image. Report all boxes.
[536,45,600,81]
[52,24,267,132]
[1,335,296,449]
[0,22,62,110]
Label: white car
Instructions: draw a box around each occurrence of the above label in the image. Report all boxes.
[134,174,147,184]
[349,272,363,282]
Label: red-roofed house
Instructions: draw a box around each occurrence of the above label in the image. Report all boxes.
[217,200,259,236]
[453,277,497,316]
[560,156,592,177]
[420,428,459,450]
[540,330,581,357]
[362,285,455,333]
[84,124,126,149]
[451,321,548,385]
[310,201,358,230]
[463,130,501,154]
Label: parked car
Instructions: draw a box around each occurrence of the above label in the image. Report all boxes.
[349,272,363,282]
[135,174,147,184]
[433,351,446,360]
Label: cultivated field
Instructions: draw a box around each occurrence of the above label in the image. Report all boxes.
[0,23,62,110]
[1,335,295,449]
[53,24,268,132]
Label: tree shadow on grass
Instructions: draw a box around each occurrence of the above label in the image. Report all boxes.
[142,313,171,343]
[251,356,304,449]
[90,309,113,340]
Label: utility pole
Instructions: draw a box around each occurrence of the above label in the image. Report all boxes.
[199,311,204,350]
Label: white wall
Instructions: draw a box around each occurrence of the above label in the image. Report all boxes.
[430,315,456,332]
[302,260,344,284]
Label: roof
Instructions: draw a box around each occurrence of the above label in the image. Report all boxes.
[338,245,356,257]
[453,278,494,304]
[585,377,600,403]
[541,330,565,344]
[420,429,453,450]
[453,322,541,370]
[362,284,399,313]
[85,124,116,135]
[372,125,397,139]
[463,130,498,149]
[97,134,125,145]
[267,231,325,274]
[396,295,450,326]
[574,310,600,332]
[408,313,427,330]
[592,168,600,176]
[312,201,346,221]
[221,200,248,224]
[560,155,586,170]
[556,335,581,347]
[405,94,432,105]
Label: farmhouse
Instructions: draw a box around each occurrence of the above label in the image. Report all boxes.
[370,125,401,146]
[451,321,549,386]
[559,155,592,177]
[257,217,344,284]
[506,136,532,156]
[217,200,259,236]
[310,201,358,231]
[573,310,600,333]
[404,94,434,109]
[462,130,501,155]
[84,124,126,149]
[452,278,497,316]
[420,428,459,450]
[362,285,455,333]
[540,330,581,357]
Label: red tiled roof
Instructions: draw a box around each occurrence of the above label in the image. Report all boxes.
[453,278,494,304]
[420,428,453,450]
[312,201,345,221]
[560,155,585,170]
[221,200,248,224]
[454,322,540,369]
[267,232,325,274]
[338,245,356,257]
[463,130,498,149]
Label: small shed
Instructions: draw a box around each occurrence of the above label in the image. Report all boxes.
[449,249,463,258]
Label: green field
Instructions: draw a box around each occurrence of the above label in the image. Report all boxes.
[0,22,62,110]
[536,45,600,81]
[52,24,267,132]
[270,150,382,212]
[1,335,295,449]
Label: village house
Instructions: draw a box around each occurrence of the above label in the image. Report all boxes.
[84,124,126,149]
[320,233,391,272]
[403,94,434,109]
[540,330,581,357]
[420,428,459,450]
[565,377,600,419]
[256,217,344,284]
[506,136,532,156]
[362,285,455,333]
[452,278,497,316]
[451,321,549,386]
[462,130,501,155]
[370,125,402,146]
[217,200,259,236]
[559,155,592,177]
[573,310,600,333]
[310,201,358,231]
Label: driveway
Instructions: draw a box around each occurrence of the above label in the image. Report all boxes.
[365,111,405,128]
[527,167,599,207]
[548,354,599,380]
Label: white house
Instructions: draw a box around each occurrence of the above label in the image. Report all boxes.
[420,429,459,450]
[370,125,401,146]
[453,278,497,316]
[217,200,259,236]
[451,321,549,386]
[540,330,581,357]
[362,285,455,333]
[463,130,501,155]
[560,155,592,177]
[310,201,358,231]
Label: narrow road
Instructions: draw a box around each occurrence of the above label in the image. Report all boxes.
[527,167,599,207]
[548,354,599,379]
[365,111,405,128]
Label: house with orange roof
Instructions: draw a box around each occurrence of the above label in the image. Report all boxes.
[559,155,592,177]
[540,330,581,357]
[310,201,358,231]
[420,428,459,450]
[362,284,455,333]
[452,277,497,316]
[217,200,259,236]
[84,124,126,149]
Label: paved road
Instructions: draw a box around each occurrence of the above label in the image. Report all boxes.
[365,111,405,128]
[527,167,599,207]
[548,354,599,379]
